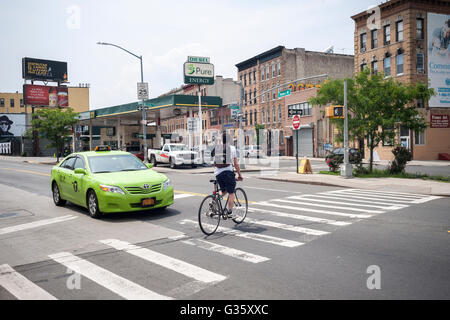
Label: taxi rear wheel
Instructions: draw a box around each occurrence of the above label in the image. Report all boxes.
[87,190,102,219]
[52,182,66,207]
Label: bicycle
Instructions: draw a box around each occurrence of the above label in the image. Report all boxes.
[198,178,248,236]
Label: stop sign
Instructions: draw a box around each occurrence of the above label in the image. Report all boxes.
[292,115,301,130]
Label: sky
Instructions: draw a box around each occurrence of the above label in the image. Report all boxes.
[0,0,379,110]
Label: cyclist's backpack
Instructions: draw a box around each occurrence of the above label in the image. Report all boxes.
[213,144,233,168]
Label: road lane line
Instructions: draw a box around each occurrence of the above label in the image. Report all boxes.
[0,216,77,235]
[253,202,372,219]
[179,219,303,248]
[286,195,404,210]
[272,199,384,214]
[100,239,226,284]
[245,217,329,236]
[174,190,258,204]
[0,168,51,177]
[48,252,172,300]
[174,194,195,199]
[411,196,442,204]
[0,264,57,300]
[248,208,351,226]
[181,239,270,264]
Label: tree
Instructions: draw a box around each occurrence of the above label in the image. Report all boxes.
[31,108,79,162]
[310,70,434,172]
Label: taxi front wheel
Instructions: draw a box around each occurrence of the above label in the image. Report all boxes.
[87,190,102,219]
[52,182,66,207]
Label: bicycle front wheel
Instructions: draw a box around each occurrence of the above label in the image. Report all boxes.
[232,188,248,225]
[198,195,221,236]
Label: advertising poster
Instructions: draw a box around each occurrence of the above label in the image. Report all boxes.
[22,57,68,82]
[23,85,69,107]
[0,114,26,137]
[428,13,450,107]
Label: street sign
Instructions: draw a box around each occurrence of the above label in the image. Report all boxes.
[188,56,210,64]
[228,105,240,110]
[137,82,149,100]
[184,62,214,85]
[278,89,292,98]
[187,117,200,133]
[292,115,301,130]
[288,109,303,117]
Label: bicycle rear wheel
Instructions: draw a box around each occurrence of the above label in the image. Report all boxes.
[198,195,221,236]
[232,188,248,224]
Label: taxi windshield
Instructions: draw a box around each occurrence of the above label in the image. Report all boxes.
[88,154,147,173]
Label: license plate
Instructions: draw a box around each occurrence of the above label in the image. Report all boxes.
[141,198,155,207]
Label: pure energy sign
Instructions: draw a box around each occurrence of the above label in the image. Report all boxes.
[184,58,214,85]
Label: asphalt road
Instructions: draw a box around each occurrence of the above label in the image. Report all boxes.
[0,158,449,300]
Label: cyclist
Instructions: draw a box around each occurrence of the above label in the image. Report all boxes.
[211,132,243,218]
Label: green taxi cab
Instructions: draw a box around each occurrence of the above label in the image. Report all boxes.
[50,146,174,218]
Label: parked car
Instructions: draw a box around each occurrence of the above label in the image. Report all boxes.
[50,146,173,219]
[325,148,362,164]
[244,145,262,158]
[126,146,144,161]
[148,143,201,169]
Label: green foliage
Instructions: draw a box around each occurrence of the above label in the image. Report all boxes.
[389,146,413,174]
[31,108,79,161]
[310,70,435,172]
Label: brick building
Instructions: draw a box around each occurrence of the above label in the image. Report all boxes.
[235,46,354,156]
[352,0,450,160]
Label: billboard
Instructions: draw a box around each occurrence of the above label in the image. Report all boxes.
[22,57,68,82]
[0,114,26,137]
[23,85,69,107]
[428,13,450,107]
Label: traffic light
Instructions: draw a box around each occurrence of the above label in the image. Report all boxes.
[326,106,344,119]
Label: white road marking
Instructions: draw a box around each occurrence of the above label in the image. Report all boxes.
[311,194,411,207]
[48,252,172,300]
[174,194,195,199]
[179,219,303,248]
[271,199,384,214]
[327,190,419,202]
[100,239,226,284]
[245,217,329,236]
[0,215,77,235]
[411,196,443,204]
[287,195,404,211]
[253,202,372,219]
[0,264,57,300]
[181,238,270,264]
[343,189,428,198]
[319,192,413,204]
[244,186,302,194]
[248,207,351,226]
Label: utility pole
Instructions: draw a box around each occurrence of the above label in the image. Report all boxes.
[341,80,353,178]
[198,84,203,164]
[238,82,246,169]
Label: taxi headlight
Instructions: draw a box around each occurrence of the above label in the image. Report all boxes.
[163,179,171,190]
[99,185,125,195]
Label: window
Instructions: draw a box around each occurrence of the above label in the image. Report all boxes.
[382,126,395,146]
[262,109,265,124]
[245,112,248,125]
[277,61,281,76]
[273,107,276,123]
[396,54,404,75]
[267,108,270,123]
[249,91,252,105]
[248,73,251,85]
[278,105,282,122]
[10,99,14,108]
[415,130,426,145]
[249,111,253,125]
[272,89,276,100]
[266,65,269,79]
[361,62,367,72]
[74,157,86,170]
[417,18,424,40]
[62,157,76,170]
[417,53,424,72]
[254,89,257,104]
[253,71,256,81]
[371,29,378,49]
[261,67,264,81]
[261,90,265,102]
[384,25,391,45]
[372,60,378,74]
[20,99,24,107]
[0,98,4,107]
[396,21,403,42]
[384,57,391,76]
[360,33,367,52]
[254,110,257,124]
[272,64,276,77]
[244,92,248,103]
[244,74,247,86]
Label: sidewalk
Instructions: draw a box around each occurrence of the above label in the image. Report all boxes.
[257,172,450,197]
[0,155,59,165]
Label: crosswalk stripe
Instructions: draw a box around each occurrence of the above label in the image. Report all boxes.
[0,264,57,300]
[181,239,270,264]
[271,199,384,214]
[48,252,172,300]
[319,192,413,204]
[245,217,329,236]
[327,190,418,202]
[174,194,195,199]
[344,189,427,198]
[0,215,77,235]
[286,196,404,210]
[248,208,352,226]
[253,202,372,219]
[310,194,410,207]
[411,196,442,204]
[328,190,422,201]
[100,239,226,284]
[179,219,303,248]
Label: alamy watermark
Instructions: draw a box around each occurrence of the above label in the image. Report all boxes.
[366,265,381,290]
[66,267,81,290]
[366,5,381,31]
[66,5,81,30]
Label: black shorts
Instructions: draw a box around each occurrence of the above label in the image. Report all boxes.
[216,171,236,194]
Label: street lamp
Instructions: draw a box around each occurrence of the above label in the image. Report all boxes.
[97,41,149,163]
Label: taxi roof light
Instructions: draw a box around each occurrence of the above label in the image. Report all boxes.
[95,145,111,152]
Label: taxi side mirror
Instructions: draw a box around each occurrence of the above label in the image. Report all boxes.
[146,163,153,169]
[74,168,87,175]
